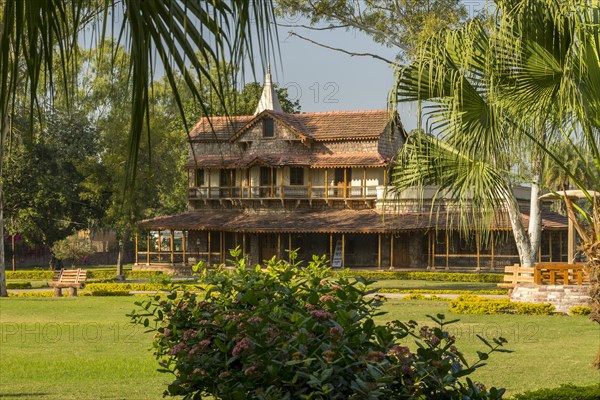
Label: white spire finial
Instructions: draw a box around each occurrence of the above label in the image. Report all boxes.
[254,64,283,115]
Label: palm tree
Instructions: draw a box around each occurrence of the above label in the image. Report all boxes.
[393,0,600,365]
[0,0,276,296]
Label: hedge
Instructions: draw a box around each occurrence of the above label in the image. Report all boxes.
[377,288,508,295]
[569,306,592,316]
[449,295,556,315]
[338,270,503,283]
[6,269,167,281]
[400,293,448,301]
[6,281,32,289]
[512,384,600,400]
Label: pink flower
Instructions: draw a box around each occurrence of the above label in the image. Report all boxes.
[232,337,252,356]
[366,351,385,362]
[183,329,196,340]
[243,365,258,377]
[218,371,230,379]
[328,326,343,338]
[247,316,263,324]
[168,342,187,355]
[163,328,171,338]
[319,295,335,303]
[310,309,333,320]
[401,365,413,376]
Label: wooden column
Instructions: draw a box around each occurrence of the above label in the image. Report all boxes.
[559,231,564,262]
[277,234,281,260]
[270,167,274,197]
[568,218,575,264]
[280,168,284,199]
[182,231,186,265]
[549,232,553,262]
[146,231,150,265]
[308,169,313,199]
[208,170,212,198]
[329,233,333,262]
[341,233,346,268]
[431,232,436,271]
[157,230,162,262]
[363,168,367,198]
[220,232,224,264]
[229,170,234,197]
[170,230,175,264]
[476,232,481,271]
[242,233,247,258]
[390,235,394,269]
[135,232,139,265]
[538,239,542,262]
[239,169,243,198]
[288,233,292,262]
[343,168,348,199]
[445,231,450,271]
[378,234,382,270]
[207,231,211,265]
[490,230,495,271]
[325,169,329,201]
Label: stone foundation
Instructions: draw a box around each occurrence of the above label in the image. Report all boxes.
[510,284,591,313]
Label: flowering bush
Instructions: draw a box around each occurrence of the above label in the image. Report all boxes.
[129,248,508,399]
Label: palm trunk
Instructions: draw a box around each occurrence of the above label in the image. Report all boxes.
[528,179,543,262]
[503,189,535,267]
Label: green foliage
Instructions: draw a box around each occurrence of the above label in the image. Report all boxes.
[512,384,600,400]
[6,271,54,280]
[85,283,184,293]
[400,293,447,301]
[569,306,591,316]
[130,250,507,399]
[6,281,32,289]
[450,296,555,316]
[339,270,503,283]
[51,237,96,266]
[147,272,172,285]
[8,291,62,298]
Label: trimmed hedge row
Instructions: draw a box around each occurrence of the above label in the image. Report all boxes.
[569,306,592,316]
[6,269,167,280]
[400,293,448,301]
[449,295,556,315]
[339,270,503,283]
[512,384,600,400]
[6,281,33,289]
[377,288,508,295]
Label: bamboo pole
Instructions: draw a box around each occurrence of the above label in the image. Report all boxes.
[146,231,150,265]
[277,234,281,260]
[170,230,175,264]
[341,234,345,268]
[288,233,292,262]
[445,231,450,271]
[135,232,139,265]
[378,234,381,270]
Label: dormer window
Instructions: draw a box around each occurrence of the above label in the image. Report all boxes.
[263,118,274,138]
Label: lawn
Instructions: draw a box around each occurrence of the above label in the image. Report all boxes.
[0,297,598,399]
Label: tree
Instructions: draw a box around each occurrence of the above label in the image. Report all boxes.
[0,0,276,296]
[3,109,104,269]
[393,0,600,365]
[276,0,468,61]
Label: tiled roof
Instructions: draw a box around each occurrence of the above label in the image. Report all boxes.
[188,110,396,142]
[186,153,390,169]
[138,209,568,233]
[189,116,253,141]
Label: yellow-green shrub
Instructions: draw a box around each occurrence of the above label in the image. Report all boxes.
[339,270,503,283]
[377,288,508,295]
[570,306,591,316]
[6,281,32,289]
[449,295,555,315]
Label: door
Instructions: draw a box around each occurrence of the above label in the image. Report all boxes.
[260,234,278,261]
[392,234,411,268]
[260,167,274,197]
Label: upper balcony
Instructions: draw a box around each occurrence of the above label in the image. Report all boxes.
[188,184,379,201]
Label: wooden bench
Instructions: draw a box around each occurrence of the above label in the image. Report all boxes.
[48,269,87,297]
[533,262,589,285]
[498,264,535,289]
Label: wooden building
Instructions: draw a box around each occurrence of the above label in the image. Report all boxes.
[136,70,568,272]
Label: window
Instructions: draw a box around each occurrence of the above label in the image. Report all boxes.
[263,118,274,137]
[334,168,352,184]
[195,169,204,187]
[290,167,304,185]
[220,169,236,186]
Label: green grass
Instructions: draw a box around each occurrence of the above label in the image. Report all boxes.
[371,279,500,291]
[376,300,600,396]
[0,297,598,399]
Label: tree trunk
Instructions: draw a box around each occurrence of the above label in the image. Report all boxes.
[0,185,7,297]
[503,189,535,267]
[528,179,543,262]
[116,238,123,276]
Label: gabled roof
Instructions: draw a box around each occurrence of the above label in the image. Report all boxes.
[188,110,400,143]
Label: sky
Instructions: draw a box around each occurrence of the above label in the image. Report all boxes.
[246,21,421,131]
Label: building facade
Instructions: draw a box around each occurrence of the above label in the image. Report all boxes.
[136,72,569,272]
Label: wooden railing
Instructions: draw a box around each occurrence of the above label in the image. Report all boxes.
[499,262,589,289]
[188,185,379,200]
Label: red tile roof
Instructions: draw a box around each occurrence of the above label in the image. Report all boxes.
[189,110,397,142]
[186,153,390,169]
[138,209,568,233]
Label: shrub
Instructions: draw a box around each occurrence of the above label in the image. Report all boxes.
[85,283,187,293]
[339,270,503,283]
[569,306,592,316]
[6,271,54,280]
[512,384,600,400]
[6,281,32,289]
[51,237,95,267]
[378,288,508,295]
[9,291,61,297]
[449,296,555,315]
[400,293,449,301]
[130,249,507,399]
